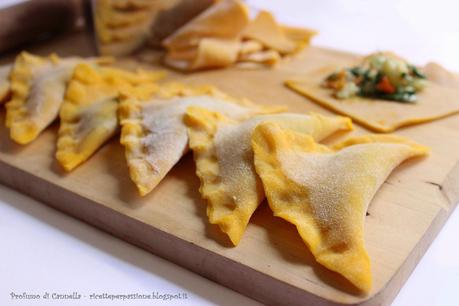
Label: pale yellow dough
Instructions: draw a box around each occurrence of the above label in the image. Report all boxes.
[185,107,352,245]
[424,62,459,88]
[242,10,296,54]
[251,122,429,292]
[56,63,164,171]
[163,0,249,51]
[119,83,283,196]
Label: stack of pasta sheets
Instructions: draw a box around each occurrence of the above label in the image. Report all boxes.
[93,0,159,56]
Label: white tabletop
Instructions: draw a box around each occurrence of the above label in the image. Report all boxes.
[1,1,459,305]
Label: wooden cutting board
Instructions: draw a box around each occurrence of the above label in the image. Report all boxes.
[1,31,458,306]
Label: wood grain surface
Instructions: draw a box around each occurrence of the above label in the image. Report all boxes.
[0,31,458,305]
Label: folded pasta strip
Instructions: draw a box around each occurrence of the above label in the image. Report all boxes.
[56,63,164,171]
[251,122,429,292]
[185,107,352,245]
[119,83,283,196]
[163,0,248,51]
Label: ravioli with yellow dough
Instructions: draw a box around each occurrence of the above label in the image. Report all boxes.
[5,52,110,144]
[119,83,283,196]
[251,122,429,292]
[184,107,352,245]
[56,63,164,171]
[286,52,459,132]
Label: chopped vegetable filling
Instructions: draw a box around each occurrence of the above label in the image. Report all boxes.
[323,53,427,103]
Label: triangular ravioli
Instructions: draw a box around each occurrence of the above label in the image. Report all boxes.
[119,83,283,196]
[286,63,459,132]
[0,64,11,104]
[56,63,164,171]
[251,122,429,292]
[5,52,108,144]
[185,107,352,245]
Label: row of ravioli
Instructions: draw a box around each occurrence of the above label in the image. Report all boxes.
[0,52,429,294]
[110,82,430,294]
[0,52,164,169]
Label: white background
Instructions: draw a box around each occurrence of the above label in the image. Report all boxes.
[1,0,459,305]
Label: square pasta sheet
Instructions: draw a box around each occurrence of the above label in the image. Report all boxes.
[285,63,459,132]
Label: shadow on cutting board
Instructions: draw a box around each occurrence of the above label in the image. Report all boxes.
[99,139,149,209]
[251,204,363,296]
[0,185,260,306]
[0,112,28,155]
[173,154,235,248]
